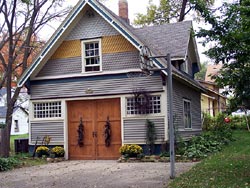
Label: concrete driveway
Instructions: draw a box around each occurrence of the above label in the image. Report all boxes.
[0,160,195,188]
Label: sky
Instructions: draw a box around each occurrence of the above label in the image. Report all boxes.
[61,0,220,62]
[67,0,157,20]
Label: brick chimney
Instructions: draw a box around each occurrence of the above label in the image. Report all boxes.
[119,0,129,24]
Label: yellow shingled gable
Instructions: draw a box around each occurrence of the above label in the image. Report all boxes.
[50,35,137,60]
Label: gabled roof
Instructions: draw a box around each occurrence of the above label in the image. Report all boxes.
[132,21,193,60]
[205,64,222,82]
[17,0,203,91]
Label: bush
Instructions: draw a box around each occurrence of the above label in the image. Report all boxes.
[50,146,65,157]
[203,112,250,131]
[230,115,250,130]
[177,127,234,159]
[36,146,49,157]
[0,157,20,172]
[119,144,143,157]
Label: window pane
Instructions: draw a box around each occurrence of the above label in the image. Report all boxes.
[34,102,61,119]
[95,43,98,48]
[83,40,101,72]
[126,95,161,115]
[183,100,191,128]
[85,43,89,50]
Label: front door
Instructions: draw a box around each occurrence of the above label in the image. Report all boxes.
[68,98,121,160]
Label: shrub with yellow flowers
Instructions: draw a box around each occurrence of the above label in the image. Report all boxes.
[119,144,143,157]
[51,146,65,158]
[36,146,49,157]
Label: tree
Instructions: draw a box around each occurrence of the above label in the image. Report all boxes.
[195,61,208,80]
[194,1,250,109]
[133,0,214,26]
[0,0,70,157]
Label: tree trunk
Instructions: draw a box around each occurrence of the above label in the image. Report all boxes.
[0,122,11,157]
[179,0,188,22]
[244,111,250,132]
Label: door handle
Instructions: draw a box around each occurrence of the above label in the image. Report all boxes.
[92,131,97,137]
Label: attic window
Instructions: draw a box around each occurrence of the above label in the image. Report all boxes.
[82,39,102,73]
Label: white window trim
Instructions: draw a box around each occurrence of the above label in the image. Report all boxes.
[183,99,192,129]
[125,94,163,117]
[81,38,102,73]
[31,100,64,121]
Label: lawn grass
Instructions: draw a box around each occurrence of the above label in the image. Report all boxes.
[13,153,48,167]
[0,134,47,171]
[168,130,250,188]
[10,134,48,168]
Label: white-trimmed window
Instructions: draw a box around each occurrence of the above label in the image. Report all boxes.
[33,101,62,119]
[126,95,161,115]
[82,39,101,72]
[183,99,192,129]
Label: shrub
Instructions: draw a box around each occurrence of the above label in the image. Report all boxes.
[119,144,143,157]
[145,119,156,155]
[177,128,234,159]
[230,115,250,130]
[50,146,65,157]
[202,112,214,131]
[0,157,20,172]
[36,146,49,157]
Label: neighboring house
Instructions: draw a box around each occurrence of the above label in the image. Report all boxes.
[198,63,227,116]
[198,80,227,117]
[0,88,29,135]
[205,64,222,82]
[17,0,204,160]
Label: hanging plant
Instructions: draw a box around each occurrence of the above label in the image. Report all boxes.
[104,116,111,147]
[77,117,84,147]
[133,88,151,114]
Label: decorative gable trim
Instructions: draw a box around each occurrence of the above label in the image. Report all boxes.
[18,0,87,87]
[17,0,173,87]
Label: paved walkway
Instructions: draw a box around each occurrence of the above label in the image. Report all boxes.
[0,161,196,188]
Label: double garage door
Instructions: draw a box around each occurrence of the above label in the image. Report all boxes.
[68,98,121,160]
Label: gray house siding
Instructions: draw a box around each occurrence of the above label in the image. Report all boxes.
[37,57,82,77]
[30,121,64,144]
[102,51,140,71]
[30,73,163,100]
[37,51,140,77]
[123,118,165,143]
[66,9,119,41]
[172,78,202,138]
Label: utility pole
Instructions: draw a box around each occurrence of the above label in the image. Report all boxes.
[167,53,175,179]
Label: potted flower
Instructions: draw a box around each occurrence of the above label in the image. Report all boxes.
[119,144,143,158]
[36,146,49,157]
[50,146,65,158]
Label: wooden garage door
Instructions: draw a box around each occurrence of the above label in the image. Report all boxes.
[68,98,121,160]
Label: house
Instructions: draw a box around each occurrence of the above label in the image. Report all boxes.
[198,80,227,116]
[0,88,29,135]
[17,0,204,160]
[205,64,223,83]
[198,64,227,116]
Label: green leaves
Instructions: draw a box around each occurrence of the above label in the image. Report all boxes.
[194,1,250,109]
[0,157,20,172]
[21,0,31,4]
